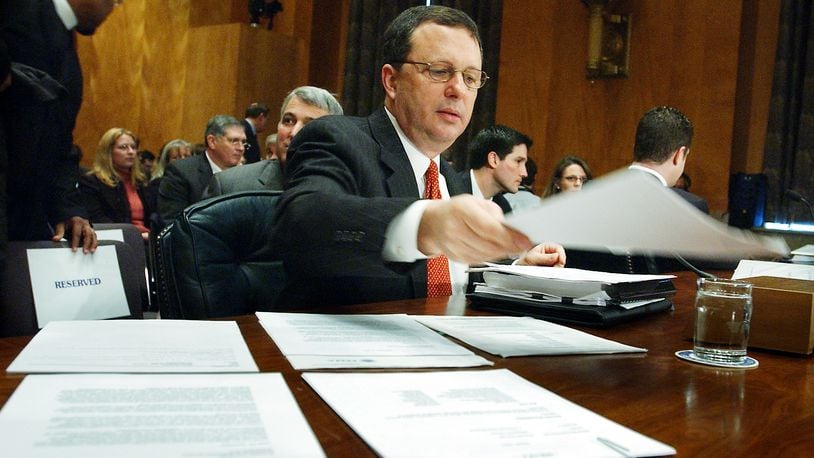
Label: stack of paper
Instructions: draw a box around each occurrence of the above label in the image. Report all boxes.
[304,369,676,457]
[256,312,491,369]
[790,244,814,264]
[471,264,675,307]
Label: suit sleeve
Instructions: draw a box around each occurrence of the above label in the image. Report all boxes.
[273,117,417,279]
[157,162,191,225]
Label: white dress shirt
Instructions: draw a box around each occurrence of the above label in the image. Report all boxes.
[52,0,78,30]
[381,108,468,293]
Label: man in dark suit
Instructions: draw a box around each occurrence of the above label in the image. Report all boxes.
[628,105,709,213]
[205,86,344,197]
[273,6,564,307]
[0,0,116,253]
[459,124,533,214]
[157,114,246,225]
[241,102,269,164]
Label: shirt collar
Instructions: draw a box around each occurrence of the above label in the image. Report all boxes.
[469,169,485,199]
[384,107,441,190]
[628,164,668,186]
[205,151,223,174]
[53,0,78,31]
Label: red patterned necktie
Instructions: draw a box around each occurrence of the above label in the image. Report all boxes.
[424,161,452,297]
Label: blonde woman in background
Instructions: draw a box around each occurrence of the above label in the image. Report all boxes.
[144,139,191,230]
[77,128,151,239]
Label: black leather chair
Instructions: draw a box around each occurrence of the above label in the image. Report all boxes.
[94,223,151,311]
[154,190,285,319]
[1,240,145,337]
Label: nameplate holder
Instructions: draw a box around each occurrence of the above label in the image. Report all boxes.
[741,276,814,355]
[26,245,130,328]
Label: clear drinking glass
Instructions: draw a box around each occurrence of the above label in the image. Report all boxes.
[693,278,753,364]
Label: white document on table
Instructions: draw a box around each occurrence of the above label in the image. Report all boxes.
[413,315,646,357]
[7,320,258,373]
[0,373,324,458]
[26,245,130,327]
[303,369,675,457]
[731,259,814,281]
[256,312,491,370]
[505,169,789,260]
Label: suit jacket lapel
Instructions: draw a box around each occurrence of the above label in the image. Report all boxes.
[369,109,420,198]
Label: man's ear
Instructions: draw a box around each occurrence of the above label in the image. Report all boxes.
[487,151,500,168]
[382,64,398,100]
[671,146,688,165]
[205,134,217,150]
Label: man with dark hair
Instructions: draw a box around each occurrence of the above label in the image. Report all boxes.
[242,102,270,164]
[629,105,708,212]
[273,6,564,307]
[157,114,246,225]
[461,124,532,214]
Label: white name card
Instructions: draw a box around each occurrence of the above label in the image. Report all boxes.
[26,245,130,328]
[94,229,125,242]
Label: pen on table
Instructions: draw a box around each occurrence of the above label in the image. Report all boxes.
[596,436,632,457]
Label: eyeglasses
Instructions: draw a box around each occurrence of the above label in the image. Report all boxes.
[222,136,250,150]
[395,61,489,90]
[563,175,588,183]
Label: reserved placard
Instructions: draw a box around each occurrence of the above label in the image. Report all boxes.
[26,245,130,327]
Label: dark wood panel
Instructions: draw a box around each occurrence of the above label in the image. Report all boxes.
[497,0,749,216]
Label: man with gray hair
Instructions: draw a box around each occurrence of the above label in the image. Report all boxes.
[158,114,246,224]
[205,86,343,197]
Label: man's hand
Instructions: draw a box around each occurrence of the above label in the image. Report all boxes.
[516,242,566,267]
[0,74,11,92]
[52,216,97,253]
[417,195,533,265]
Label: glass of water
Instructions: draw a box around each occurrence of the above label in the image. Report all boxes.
[693,278,753,364]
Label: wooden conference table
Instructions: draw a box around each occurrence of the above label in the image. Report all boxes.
[0,271,812,456]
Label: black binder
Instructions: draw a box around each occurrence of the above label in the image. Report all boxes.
[468,292,674,328]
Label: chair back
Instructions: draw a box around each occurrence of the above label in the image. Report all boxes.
[156,190,284,319]
[1,240,145,337]
[94,223,150,310]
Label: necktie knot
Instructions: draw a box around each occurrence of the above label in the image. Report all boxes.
[424,161,441,200]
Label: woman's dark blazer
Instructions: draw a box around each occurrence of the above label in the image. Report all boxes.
[77,173,152,225]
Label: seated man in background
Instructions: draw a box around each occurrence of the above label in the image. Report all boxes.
[241,102,270,164]
[273,5,564,307]
[157,115,245,225]
[205,86,343,197]
[460,124,532,213]
[503,157,541,211]
[264,133,278,161]
[628,105,708,213]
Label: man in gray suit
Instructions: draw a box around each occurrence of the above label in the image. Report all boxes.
[205,86,343,197]
[157,114,245,225]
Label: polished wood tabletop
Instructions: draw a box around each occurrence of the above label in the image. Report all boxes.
[1,271,812,456]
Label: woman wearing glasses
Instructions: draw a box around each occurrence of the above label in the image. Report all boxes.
[543,155,592,197]
[77,128,152,240]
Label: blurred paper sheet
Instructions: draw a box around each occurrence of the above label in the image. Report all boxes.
[413,315,645,357]
[505,169,789,261]
[732,260,814,281]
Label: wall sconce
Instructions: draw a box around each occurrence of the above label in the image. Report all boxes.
[584,0,631,79]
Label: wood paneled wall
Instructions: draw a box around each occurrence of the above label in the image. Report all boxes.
[497,0,777,215]
[74,0,314,160]
[74,0,778,217]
